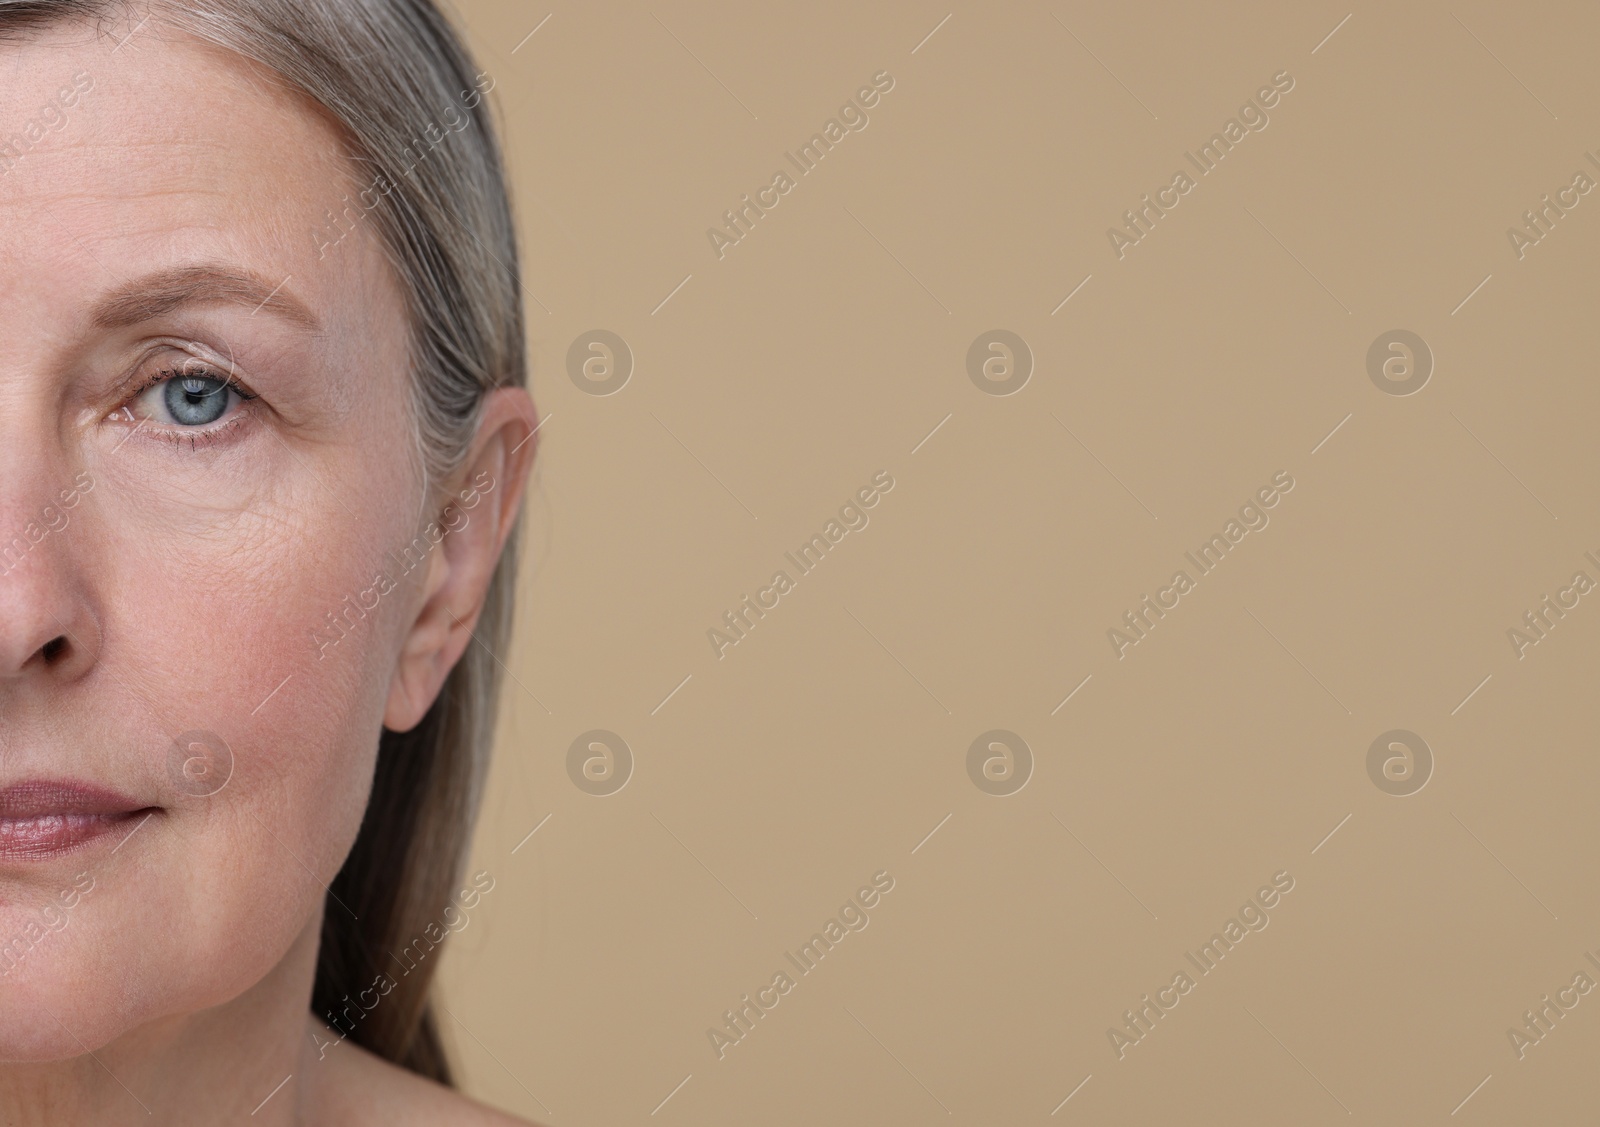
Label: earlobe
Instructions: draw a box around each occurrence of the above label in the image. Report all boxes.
[385,663,421,731]
[382,388,539,732]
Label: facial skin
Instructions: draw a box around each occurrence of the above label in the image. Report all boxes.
[0,16,535,1126]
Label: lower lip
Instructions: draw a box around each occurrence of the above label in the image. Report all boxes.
[0,810,153,861]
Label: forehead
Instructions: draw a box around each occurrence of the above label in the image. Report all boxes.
[0,18,400,354]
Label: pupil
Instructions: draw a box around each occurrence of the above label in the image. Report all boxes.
[164,376,229,426]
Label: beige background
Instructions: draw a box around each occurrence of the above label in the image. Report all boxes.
[432,1,1600,1122]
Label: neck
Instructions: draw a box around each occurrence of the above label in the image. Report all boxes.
[0,913,325,1126]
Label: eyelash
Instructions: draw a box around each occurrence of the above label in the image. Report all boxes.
[118,364,261,450]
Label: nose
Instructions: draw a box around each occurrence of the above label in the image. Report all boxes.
[0,493,100,683]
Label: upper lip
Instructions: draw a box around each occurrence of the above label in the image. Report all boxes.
[0,781,151,819]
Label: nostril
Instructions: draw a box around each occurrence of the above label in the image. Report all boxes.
[38,636,67,664]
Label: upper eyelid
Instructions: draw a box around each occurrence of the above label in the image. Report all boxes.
[115,345,259,407]
[114,337,249,387]
[134,366,254,397]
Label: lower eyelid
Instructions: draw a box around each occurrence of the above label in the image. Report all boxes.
[148,416,251,450]
[114,398,256,450]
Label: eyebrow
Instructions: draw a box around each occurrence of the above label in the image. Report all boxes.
[89,265,322,333]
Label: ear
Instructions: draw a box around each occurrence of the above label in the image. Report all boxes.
[383,387,539,732]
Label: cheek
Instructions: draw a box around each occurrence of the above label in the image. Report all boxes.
[115,483,421,812]
[16,454,427,1043]
[91,458,417,724]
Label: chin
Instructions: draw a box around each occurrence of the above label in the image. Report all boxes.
[0,855,318,1062]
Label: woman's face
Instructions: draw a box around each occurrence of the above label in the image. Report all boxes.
[0,22,453,1056]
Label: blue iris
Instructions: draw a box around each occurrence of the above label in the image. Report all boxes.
[165,376,229,426]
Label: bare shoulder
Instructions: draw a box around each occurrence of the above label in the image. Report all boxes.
[305,1029,538,1127]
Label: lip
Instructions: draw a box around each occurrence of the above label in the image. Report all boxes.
[0,781,157,861]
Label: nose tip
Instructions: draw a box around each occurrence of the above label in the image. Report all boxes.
[0,560,101,684]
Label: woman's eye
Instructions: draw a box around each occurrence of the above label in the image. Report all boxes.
[134,372,238,427]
